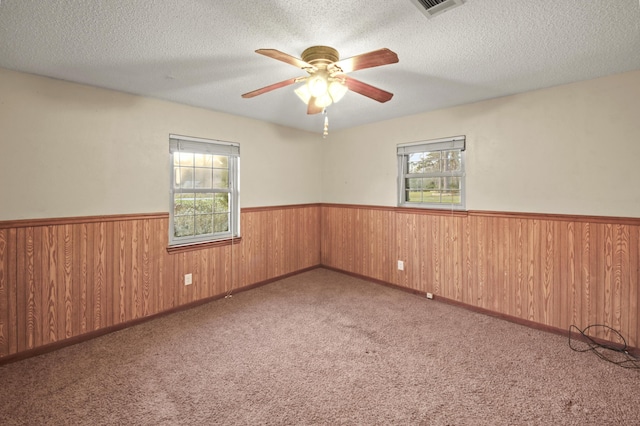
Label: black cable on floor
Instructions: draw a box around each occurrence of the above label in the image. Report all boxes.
[569,324,640,370]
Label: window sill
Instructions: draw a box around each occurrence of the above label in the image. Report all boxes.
[396,206,468,217]
[398,204,466,211]
[167,236,242,254]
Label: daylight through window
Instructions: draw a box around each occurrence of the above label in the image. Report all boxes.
[169,135,239,247]
[397,136,465,209]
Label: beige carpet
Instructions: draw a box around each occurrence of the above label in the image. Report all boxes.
[1,268,639,425]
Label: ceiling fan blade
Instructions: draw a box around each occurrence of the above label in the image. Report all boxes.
[332,48,398,73]
[256,49,313,69]
[344,76,394,103]
[241,78,299,98]
[307,98,323,115]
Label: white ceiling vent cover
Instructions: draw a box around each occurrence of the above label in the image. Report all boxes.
[410,0,464,18]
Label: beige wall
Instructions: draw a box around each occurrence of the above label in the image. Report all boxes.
[0,68,323,221]
[2,67,640,221]
[323,69,640,218]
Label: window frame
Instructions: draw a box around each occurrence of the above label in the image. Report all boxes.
[169,134,240,248]
[397,135,466,210]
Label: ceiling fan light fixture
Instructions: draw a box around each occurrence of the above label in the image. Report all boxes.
[315,93,333,108]
[328,80,348,103]
[307,72,329,98]
[294,84,312,104]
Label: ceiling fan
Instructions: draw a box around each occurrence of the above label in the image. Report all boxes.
[241,45,399,115]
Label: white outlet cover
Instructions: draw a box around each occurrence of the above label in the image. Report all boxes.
[184,273,192,285]
[397,260,404,271]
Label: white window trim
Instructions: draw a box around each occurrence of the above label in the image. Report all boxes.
[169,134,240,247]
[397,135,466,210]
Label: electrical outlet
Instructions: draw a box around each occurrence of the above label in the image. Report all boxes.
[397,260,404,271]
[426,292,433,299]
[184,273,192,286]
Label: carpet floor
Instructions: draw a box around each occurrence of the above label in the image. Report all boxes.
[1,268,639,425]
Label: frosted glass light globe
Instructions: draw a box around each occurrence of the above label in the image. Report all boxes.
[307,72,329,98]
[328,80,348,103]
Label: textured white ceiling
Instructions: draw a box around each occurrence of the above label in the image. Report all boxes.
[1,0,639,133]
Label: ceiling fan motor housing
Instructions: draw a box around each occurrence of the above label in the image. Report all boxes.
[301,46,339,66]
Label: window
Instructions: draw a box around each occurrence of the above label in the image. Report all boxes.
[397,136,465,209]
[169,135,239,247]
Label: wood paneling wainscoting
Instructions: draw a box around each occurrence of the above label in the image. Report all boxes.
[0,205,321,361]
[2,202,638,361]
[321,204,640,348]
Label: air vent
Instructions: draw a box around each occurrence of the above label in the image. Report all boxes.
[410,0,464,18]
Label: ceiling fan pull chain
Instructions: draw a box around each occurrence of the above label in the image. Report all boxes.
[323,109,329,138]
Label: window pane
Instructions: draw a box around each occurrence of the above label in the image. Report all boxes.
[196,194,214,214]
[174,152,194,167]
[423,152,441,173]
[424,178,442,203]
[408,153,423,173]
[195,214,213,235]
[175,193,195,215]
[444,150,461,172]
[214,213,229,233]
[424,178,440,190]
[213,155,228,168]
[439,191,461,204]
[214,193,229,213]
[408,153,422,163]
[406,177,423,190]
[194,167,213,189]
[174,216,194,237]
[213,170,229,189]
[195,153,213,167]
[406,190,423,202]
[444,177,460,190]
[424,190,441,203]
[175,167,194,189]
[407,152,441,174]
[440,191,455,204]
